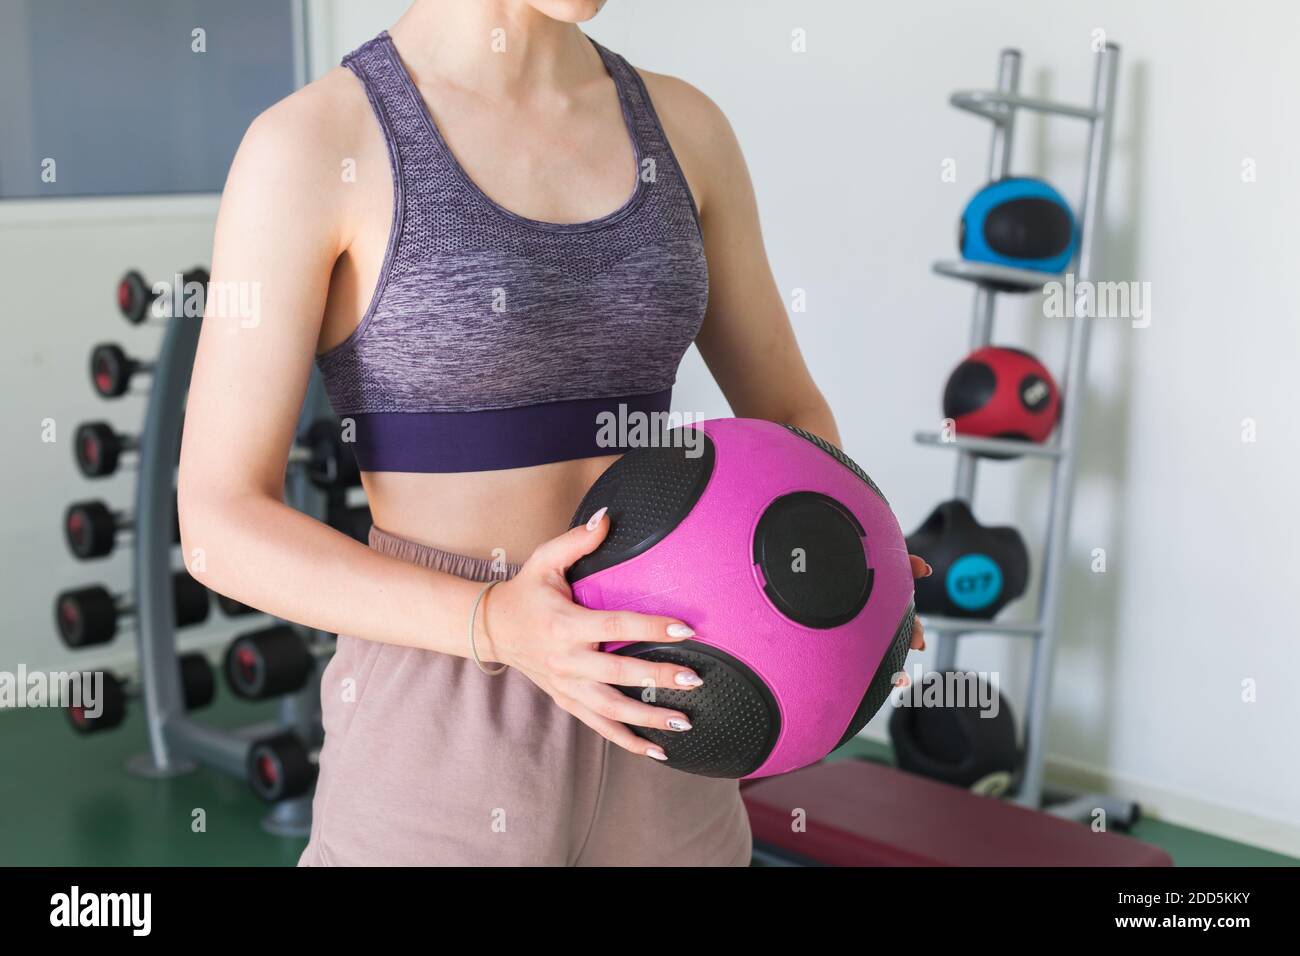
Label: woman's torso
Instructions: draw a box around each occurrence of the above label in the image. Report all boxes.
[314,30,707,559]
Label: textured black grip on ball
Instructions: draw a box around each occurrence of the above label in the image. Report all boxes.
[567,437,716,584]
[834,601,916,749]
[612,641,780,779]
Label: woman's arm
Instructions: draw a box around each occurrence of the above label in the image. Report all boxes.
[179,86,702,754]
[644,74,839,444]
[177,89,483,652]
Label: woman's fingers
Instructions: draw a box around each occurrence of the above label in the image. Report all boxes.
[529,508,610,576]
[564,700,670,761]
[572,647,703,692]
[579,609,697,650]
[908,555,929,649]
[571,681,693,733]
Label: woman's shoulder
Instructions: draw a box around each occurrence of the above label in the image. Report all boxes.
[220,66,385,244]
[240,67,374,167]
[633,67,745,219]
[636,68,732,141]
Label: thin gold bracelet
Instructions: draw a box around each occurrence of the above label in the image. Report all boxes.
[469,579,506,676]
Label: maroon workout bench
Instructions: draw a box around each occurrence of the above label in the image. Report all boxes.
[741,759,1172,866]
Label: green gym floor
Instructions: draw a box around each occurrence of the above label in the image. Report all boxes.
[2,695,1295,867]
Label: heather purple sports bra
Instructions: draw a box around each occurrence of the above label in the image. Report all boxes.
[316,32,708,473]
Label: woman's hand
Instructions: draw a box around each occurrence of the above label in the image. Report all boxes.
[894,555,933,689]
[484,514,936,755]
[483,508,701,761]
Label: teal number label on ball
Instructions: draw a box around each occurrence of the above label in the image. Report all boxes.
[945,554,1004,611]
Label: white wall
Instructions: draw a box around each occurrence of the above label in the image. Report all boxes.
[4,0,1297,854]
[0,197,257,677]
[567,0,1300,850]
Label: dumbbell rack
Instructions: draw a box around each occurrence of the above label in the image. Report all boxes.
[116,283,330,837]
[916,45,1132,824]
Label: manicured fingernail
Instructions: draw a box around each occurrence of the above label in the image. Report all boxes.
[923,563,934,577]
[666,622,695,638]
[667,718,692,732]
[647,747,668,761]
[674,671,703,687]
[893,673,910,688]
[586,507,608,531]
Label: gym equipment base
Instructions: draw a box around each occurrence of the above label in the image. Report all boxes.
[124,752,198,779]
[741,760,1170,866]
[1044,789,1141,831]
[262,796,313,838]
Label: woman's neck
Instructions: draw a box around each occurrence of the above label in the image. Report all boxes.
[389,0,600,99]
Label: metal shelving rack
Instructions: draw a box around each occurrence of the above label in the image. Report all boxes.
[918,44,1127,823]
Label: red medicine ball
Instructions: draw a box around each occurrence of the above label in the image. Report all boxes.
[942,346,1061,448]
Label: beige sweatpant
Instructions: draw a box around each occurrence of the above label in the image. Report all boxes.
[298,525,752,866]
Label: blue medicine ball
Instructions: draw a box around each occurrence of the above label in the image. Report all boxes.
[959,177,1079,274]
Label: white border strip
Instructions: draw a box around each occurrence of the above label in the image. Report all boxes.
[0,194,220,226]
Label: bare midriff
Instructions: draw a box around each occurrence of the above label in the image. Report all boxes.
[359,455,620,562]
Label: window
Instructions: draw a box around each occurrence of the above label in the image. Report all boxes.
[0,0,301,199]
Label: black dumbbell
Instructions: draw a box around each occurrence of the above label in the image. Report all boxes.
[224,625,316,700]
[90,343,154,399]
[74,422,138,479]
[66,653,216,734]
[116,267,209,325]
[74,417,355,484]
[289,419,361,490]
[247,731,320,802]
[63,498,180,560]
[330,502,372,544]
[216,593,261,617]
[116,270,161,325]
[54,572,210,648]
